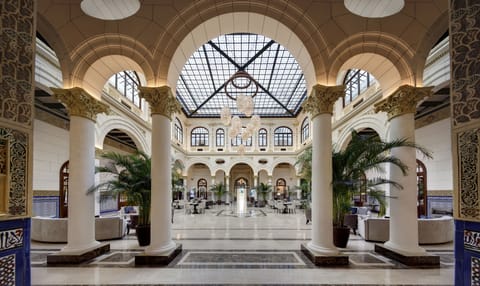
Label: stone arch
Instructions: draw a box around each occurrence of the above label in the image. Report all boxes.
[329,33,415,96]
[185,159,213,175]
[95,114,149,153]
[36,13,72,87]
[225,158,256,175]
[271,158,298,176]
[413,10,450,86]
[163,11,321,93]
[335,115,387,152]
[69,35,155,98]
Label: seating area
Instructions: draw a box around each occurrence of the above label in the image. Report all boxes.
[31,216,127,243]
[357,215,454,244]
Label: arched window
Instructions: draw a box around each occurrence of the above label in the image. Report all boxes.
[301,117,309,143]
[191,127,209,146]
[231,127,252,146]
[59,161,69,218]
[274,126,293,146]
[275,178,287,200]
[108,70,142,109]
[343,69,377,106]
[197,178,208,199]
[258,128,267,147]
[417,159,428,218]
[216,128,225,147]
[174,117,183,144]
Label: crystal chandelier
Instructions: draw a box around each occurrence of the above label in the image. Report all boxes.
[223,71,262,154]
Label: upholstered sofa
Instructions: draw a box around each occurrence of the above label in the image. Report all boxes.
[31,216,127,242]
[357,215,454,244]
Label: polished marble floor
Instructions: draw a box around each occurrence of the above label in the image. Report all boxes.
[31,206,454,285]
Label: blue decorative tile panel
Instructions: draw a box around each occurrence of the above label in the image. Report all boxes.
[473,257,480,286]
[0,254,15,286]
[464,230,480,253]
[0,228,23,251]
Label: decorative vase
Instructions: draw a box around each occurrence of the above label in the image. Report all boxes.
[136,224,151,246]
[333,226,350,248]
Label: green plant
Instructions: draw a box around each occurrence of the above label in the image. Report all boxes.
[210,182,226,203]
[297,130,431,227]
[171,160,184,200]
[256,182,272,203]
[90,151,152,226]
[331,131,431,226]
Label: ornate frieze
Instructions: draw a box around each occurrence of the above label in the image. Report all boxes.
[0,0,35,126]
[302,84,344,118]
[450,1,480,125]
[139,86,181,119]
[50,87,109,122]
[374,85,433,120]
[0,128,28,216]
[458,128,480,219]
[0,228,23,251]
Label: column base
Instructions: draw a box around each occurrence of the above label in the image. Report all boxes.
[375,244,439,267]
[301,243,349,266]
[135,243,182,265]
[47,242,110,265]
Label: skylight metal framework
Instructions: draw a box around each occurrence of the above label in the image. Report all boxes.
[176,33,307,118]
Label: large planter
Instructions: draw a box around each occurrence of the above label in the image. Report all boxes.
[333,226,350,248]
[136,224,151,246]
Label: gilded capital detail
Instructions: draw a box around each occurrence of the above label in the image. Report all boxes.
[50,87,109,122]
[374,85,433,120]
[302,84,344,118]
[139,86,181,119]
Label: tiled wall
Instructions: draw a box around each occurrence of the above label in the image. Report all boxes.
[450,1,480,285]
[0,219,31,286]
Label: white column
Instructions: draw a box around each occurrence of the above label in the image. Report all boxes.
[302,84,344,255]
[225,176,230,203]
[374,85,432,255]
[146,113,176,254]
[51,87,109,253]
[140,86,181,255]
[307,113,338,255]
[385,113,424,254]
[63,115,99,252]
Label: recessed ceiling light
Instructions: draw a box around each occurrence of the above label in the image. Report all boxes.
[80,0,140,20]
[344,0,404,18]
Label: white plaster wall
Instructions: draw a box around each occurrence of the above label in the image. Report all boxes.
[414,118,453,191]
[33,119,69,190]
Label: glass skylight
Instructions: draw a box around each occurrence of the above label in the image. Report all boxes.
[176,33,307,118]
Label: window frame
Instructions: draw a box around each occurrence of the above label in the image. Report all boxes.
[300,117,309,143]
[274,126,293,146]
[191,127,209,147]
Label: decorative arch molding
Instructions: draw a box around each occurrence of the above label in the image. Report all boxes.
[328,33,415,95]
[271,158,298,176]
[163,11,322,93]
[95,114,149,153]
[413,10,450,86]
[69,36,155,97]
[225,159,256,175]
[335,114,387,151]
[36,14,72,86]
[185,159,213,175]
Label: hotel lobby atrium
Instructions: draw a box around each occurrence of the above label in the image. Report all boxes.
[1,0,478,285]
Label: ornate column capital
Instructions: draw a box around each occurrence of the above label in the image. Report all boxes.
[374,85,433,120]
[139,86,181,119]
[50,87,109,122]
[302,84,344,118]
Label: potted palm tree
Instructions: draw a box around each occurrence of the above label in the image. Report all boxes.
[90,151,152,246]
[210,182,226,205]
[255,182,272,207]
[297,130,431,247]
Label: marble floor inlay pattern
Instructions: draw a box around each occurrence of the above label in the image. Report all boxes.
[31,207,454,285]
